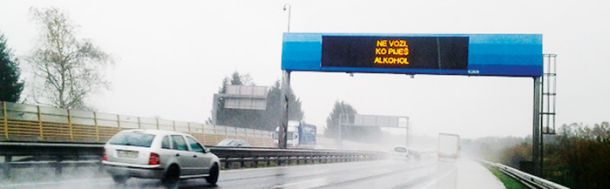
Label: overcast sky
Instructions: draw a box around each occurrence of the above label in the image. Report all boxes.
[1,0,609,139]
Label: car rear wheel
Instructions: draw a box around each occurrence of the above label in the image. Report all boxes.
[162,165,180,188]
[205,164,219,185]
[112,175,128,184]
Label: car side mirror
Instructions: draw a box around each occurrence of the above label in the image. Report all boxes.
[204,148,211,153]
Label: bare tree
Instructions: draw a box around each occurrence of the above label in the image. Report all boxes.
[27,7,111,109]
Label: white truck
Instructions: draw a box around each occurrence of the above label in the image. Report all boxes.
[438,133,460,159]
[272,121,317,148]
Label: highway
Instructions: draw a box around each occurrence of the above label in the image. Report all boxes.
[1,158,503,189]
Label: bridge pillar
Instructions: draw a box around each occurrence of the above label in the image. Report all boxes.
[532,77,542,176]
[279,71,291,149]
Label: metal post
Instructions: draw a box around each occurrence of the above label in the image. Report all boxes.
[279,2,291,147]
[93,112,99,142]
[3,102,8,139]
[155,117,160,130]
[67,109,74,141]
[202,124,205,142]
[244,128,248,143]
[212,94,219,125]
[224,125,228,138]
[279,71,291,149]
[405,117,410,148]
[116,115,121,130]
[37,106,43,139]
[540,73,546,177]
[233,127,238,138]
[281,4,292,148]
[283,4,291,32]
[172,121,176,131]
[532,77,542,176]
[137,117,142,129]
[552,55,557,131]
[338,113,344,149]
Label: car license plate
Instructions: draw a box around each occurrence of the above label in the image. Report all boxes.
[117,150,138,158]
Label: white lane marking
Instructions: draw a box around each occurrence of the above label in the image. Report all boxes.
[270,178,330,189]
[410,166,457,189]
[220,161,405,183]
[220,161,393,180]
[270,162,435,189]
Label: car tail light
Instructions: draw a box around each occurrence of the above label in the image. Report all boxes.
[102,151,108,161]
[149,152,160,165]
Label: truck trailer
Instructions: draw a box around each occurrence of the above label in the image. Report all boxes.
[438,133,460,159]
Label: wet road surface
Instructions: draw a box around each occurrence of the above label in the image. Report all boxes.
[2,158,503,189]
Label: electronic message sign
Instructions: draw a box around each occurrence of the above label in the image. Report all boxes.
[322,36,469,69]
[282,33,543,77]
[352,114,408,128]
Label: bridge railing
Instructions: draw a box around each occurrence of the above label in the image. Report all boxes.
[480,160,569,189]
[0,102,274,147]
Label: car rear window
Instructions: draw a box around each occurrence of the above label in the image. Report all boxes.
[108,131,155,148]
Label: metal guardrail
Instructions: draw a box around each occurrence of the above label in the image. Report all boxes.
[0,142,383,179]
[212,146,381,169]
[0,101,274,147]
[481,160,569,189]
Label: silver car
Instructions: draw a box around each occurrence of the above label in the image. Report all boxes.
[216,138,251,147]
[102,129,221,186]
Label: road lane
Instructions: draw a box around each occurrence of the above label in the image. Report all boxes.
[1,158,503,189]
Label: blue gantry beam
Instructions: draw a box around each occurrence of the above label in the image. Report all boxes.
[281,33,542,77]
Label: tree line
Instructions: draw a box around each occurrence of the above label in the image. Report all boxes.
[3,8,310,132]
[213,75,382,141]
[475,122,610,189]
[324,101,382,142]
[0,7,110,110]
[538,122,609,189]
[213,72,304,131]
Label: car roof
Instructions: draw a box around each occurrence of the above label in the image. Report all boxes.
[220,138,245,142]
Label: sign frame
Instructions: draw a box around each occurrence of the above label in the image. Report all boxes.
[281,33,543,77]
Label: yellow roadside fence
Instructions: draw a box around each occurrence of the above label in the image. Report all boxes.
[0,101,275,147]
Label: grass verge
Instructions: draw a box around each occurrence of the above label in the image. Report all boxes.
[483,165,529,189]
